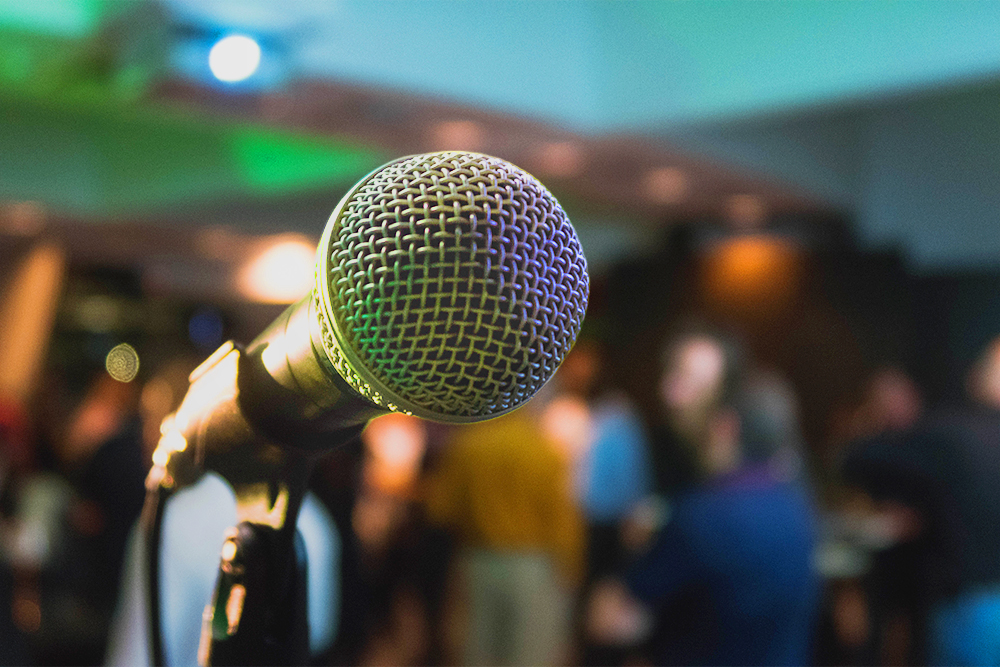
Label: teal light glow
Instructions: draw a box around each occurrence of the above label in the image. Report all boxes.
[0,0,104,37]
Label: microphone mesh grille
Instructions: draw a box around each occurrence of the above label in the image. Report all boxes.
[319,152,588,420]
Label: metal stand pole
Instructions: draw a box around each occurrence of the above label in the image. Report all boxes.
[198,523,310,666]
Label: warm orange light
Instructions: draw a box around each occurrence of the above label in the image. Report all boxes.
[221,540,238,563]
[0,242,66,402]
[702,236,802,315]
[225,583,247,635]
[362,413,427,496]
[238,236,315,303]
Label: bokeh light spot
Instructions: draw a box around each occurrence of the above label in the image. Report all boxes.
[106,343,140,383]
[188,307,225,350]
[238,237,315,303]
[209,35,261,83]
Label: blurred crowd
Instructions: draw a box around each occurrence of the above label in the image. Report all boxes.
[3,316,1000,667]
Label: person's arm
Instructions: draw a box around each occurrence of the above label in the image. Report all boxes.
[624,506,698,606]
[585,504,695,646]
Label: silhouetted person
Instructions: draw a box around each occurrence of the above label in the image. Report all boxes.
[830,367,926,665]
[844,339,1000,665]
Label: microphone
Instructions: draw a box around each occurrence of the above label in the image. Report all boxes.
[147,152,588,666]
[253,150,589,425]
[156,151,588,480]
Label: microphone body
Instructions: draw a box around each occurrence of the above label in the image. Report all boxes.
[147,152,588,666]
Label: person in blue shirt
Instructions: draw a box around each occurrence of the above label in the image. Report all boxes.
[613,332,820,666]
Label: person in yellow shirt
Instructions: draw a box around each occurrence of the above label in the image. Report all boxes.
[424,404,584,666]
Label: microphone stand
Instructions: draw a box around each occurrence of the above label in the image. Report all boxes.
[144,334,372,666]
[136,150,588,666]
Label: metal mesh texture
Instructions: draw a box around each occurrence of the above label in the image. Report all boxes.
[320,152,588,419]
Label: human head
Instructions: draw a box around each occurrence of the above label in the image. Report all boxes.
[658,325,745,444]
[733,371,804,469]
[698,370,804,478]
[967,337,1000,409]
[862,367,922,433]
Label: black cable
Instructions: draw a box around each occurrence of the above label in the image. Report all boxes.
[140,480,171,667]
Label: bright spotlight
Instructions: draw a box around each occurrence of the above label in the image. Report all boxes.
[208,34,261,83]
[238,237,316,304]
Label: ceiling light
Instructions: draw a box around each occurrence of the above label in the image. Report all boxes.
[536,141,584,178]
[1,201,46,236]
[208,34,261,83]
[726,194,768,229]
[643,167,688,204]
[431,120,484,151]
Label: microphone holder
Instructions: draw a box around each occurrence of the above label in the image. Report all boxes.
[144,339,368,666]
[198,520,310,666]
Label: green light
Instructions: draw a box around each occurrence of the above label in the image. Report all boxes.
[230,129,382,194]
[0,40,35,83]
[0,0,105,37]
[0,91,386,217]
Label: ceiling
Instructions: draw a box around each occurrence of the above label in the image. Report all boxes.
[2,0,1000,271]
[158,0,1000,130]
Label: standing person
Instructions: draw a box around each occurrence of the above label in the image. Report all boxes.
[423,398,584,667]
[650,326,747,497]
[826,367,926,666]
[843,338,1000,666]
[591,331,820,666]
[550,340,653,665]
[0,396,30,666]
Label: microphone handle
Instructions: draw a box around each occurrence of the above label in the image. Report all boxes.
[150,297,380,666]
[158,292,384,487]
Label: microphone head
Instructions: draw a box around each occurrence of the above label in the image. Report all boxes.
[313,152,588,423]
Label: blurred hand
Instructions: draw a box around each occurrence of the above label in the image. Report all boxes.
[871,500,923,544]
[621,495,670,554]
[586,578,652,645]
